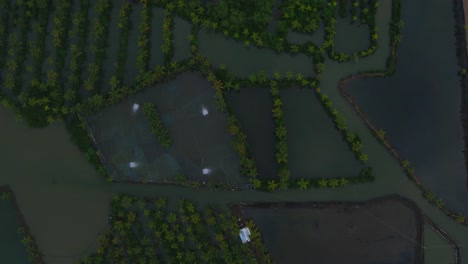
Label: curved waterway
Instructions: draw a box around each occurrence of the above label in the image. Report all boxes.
[1,1,468,264]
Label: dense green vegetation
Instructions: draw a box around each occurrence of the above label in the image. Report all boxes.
[142,102,172,149]
[83,195,272,263]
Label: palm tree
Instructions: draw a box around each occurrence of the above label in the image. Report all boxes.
[339,178,349,186]
[297,178,310,189]
[267,180,278,191]
[359,154,368,162]
[318,178,327,188]
[376,129,386,140]
[402,160,410,169]
[435,198,444,209]
[329,178,340,188]
[424,191,435,202]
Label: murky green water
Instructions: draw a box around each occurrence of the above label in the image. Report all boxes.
[198,29,315,78]
[0,199,29,264]
[287,27,324,46]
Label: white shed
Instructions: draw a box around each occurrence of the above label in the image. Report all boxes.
[239,227,251,243]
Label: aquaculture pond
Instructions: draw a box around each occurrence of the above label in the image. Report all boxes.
[0,197,29,264]
[225,87,278,179]
[87,72,247,185]
[241,198,422,264]
[346,0,468,215]
[281,87,363,179]
[198,29,315,78]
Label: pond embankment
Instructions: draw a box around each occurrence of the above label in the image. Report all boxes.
[456,0,468,188]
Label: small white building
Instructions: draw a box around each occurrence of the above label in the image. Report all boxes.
[239,227,251,243]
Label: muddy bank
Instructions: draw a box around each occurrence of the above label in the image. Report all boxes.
[237,195,424,264]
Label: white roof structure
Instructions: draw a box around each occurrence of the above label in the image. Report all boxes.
[239,227,251,243]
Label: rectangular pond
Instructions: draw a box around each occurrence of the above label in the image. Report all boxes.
[87,72,248,185]
[242,198,421,264]
[225,87,278,179]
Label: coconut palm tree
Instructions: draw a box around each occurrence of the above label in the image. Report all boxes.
[267,180,278,191]
[329,178,340,188]
[297,178,310,189]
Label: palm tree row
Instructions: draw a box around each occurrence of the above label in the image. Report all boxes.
[0,188,44,264]
[162,11,174,64]
[114,1,132,84]
[52,0,71,78]
[226,113,260,185]
[386,0,403,75]
[136,2,152,76]
[270,80,291,189]
[84,0,112,95]
[0,0,11,76]
[142,102,172,149]
[9,2,32,96]
[65,0,89,105]
[18,227,43,264]
[315,87,369,163]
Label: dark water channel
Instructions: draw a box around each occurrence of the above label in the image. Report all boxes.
[347,0,468,215]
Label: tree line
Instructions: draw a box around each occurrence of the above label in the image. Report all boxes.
[142,102,172,149]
